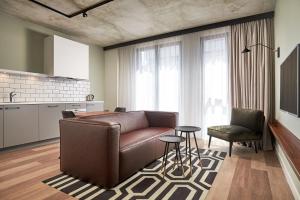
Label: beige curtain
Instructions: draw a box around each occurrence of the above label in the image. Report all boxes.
[231,18,274,150]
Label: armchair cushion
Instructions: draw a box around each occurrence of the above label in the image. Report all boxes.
[208,125,260,141]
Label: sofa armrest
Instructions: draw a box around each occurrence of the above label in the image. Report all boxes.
[59,119,120,188]
[144,111,178,128]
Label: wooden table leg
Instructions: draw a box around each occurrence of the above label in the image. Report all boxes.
[161,142,167,171]
[185,132,188,157]
[173,145,178,170]
[176,143,185,177]
[163,143,170,178]
[193,132,203,167]
[188,133,193,176]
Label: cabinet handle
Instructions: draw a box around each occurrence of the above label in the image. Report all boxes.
[72,104,81,107]
[0,107,3,110]
[48,105,59,108]
[5,107,20,110]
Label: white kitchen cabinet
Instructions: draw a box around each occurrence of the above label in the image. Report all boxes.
[39,103,65,140]
[65,103,86,111]
[0,106,3,148]
[86,101,104,112]
[4,105,38,147]
[44,35,89,80]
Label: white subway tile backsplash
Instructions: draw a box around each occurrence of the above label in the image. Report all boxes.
[10,83,21,88]
[15,97,25,102]
[0,83,9,88]
[40,94,49,98]
[4,88,13,93]
[21,84,31,89]
[21,93,30,98]
[0,72,90,103]
[26,88,35,93]
[15,79,26,84]
[30,94,39,98]
[43,89,52,94]
[26,97,35,102]
[31,84,40,89]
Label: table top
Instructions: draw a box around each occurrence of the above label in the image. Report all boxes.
[175,126,201,132]
[159,135,185,143]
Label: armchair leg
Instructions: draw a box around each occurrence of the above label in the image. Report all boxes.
[208,135,212,148]
[229,142,233,157]
[254,141,258,153]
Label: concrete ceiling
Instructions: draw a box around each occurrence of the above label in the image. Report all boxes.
[0,0,275,47]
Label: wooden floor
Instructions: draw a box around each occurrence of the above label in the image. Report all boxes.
[0,139,294,200]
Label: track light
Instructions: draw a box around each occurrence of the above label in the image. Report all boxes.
[82,12,88,18]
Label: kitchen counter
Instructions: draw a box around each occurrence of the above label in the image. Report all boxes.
[0,101,104,105]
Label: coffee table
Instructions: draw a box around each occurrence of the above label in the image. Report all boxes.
[175,126,203,175]
[159,135,185,178]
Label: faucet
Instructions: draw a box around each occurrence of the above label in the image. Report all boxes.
[9,91,16,103]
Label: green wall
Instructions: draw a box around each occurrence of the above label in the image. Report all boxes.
[274,0,300,198]
[0,12,47,73]
[0,11,105,100]
[89,45,105,100]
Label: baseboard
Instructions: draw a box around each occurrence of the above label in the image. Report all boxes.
[275,143,300,199]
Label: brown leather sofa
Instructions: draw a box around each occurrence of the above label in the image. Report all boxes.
[59,111,178,188]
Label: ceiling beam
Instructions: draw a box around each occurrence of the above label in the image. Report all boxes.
[29,0,114,18]
[103,11,274,50]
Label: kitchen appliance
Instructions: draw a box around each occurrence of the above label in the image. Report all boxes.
[86,94,95,101]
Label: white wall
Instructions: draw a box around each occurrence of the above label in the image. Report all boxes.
[104,49,119,111]
[274,0,300,198]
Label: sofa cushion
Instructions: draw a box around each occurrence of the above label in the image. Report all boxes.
[207,125,260,141]
[120,127,173,150]
[119,127,174,180]
[78,111,149,134]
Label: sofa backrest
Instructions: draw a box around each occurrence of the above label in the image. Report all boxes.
[78,111,149,134]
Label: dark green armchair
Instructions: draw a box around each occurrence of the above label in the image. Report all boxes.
[207,108,265,157]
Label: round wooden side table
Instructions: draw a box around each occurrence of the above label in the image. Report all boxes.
[159,135,185,178]
[175,126,203,176]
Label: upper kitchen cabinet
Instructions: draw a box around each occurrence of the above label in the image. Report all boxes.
[44,35,89,80]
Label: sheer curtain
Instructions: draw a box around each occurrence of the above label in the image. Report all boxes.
[135,42,181,111]
[135,46,156,110]
[180,30,230,138]
[118,28,230,139]
[118,46,136,111]
[201,34,230,137]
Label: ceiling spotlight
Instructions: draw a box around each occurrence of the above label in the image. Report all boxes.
[82,12,88,18]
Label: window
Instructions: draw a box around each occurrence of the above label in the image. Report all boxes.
[135,42,181,111]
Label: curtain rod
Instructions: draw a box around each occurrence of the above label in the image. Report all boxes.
[103,11,274,51]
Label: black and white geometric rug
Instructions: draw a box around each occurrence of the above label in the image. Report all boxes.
[43,147,226,200]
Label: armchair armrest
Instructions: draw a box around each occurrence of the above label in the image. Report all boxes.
[144,111,178,128]
[59,119,120,188]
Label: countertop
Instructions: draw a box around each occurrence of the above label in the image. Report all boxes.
[0,101,104,106]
